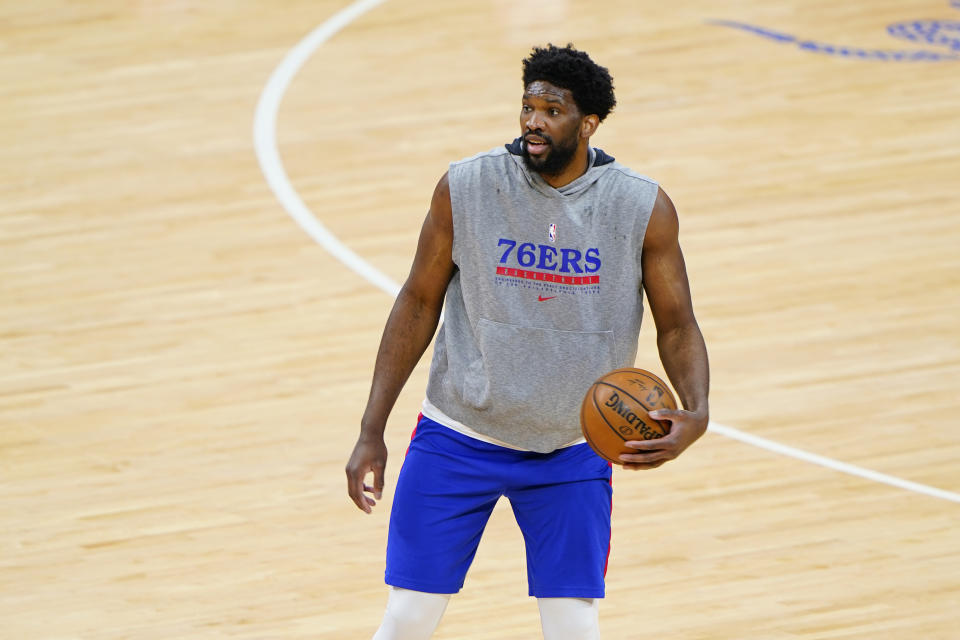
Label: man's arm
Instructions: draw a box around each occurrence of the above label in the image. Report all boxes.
[620,187,710,470]
[345,173,456,511]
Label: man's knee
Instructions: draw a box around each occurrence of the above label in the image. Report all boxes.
[537,597,600,640]
[372,587,451,640]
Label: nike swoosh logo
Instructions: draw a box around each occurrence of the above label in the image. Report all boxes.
[537,295,556,302]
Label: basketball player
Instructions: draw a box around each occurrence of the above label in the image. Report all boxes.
[346,44,709,639]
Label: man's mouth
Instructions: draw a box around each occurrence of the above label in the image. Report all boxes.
[524,134,551,155]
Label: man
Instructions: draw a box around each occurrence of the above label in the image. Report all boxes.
[346,44,709,639]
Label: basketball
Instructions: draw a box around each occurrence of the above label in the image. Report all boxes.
[580,367,678,464]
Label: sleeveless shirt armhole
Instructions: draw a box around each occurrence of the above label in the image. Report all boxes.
[447,162,463,267]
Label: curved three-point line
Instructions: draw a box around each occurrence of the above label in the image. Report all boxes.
[252,0,960,504]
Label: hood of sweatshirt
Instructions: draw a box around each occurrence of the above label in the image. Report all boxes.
[504,137,616,198]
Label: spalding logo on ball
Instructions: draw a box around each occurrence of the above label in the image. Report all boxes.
[580,367,678,464]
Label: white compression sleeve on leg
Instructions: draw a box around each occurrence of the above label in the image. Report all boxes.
[372,587,451,640]
[537,598,600,640]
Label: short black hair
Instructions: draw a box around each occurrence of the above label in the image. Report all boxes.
[522,44,616,121]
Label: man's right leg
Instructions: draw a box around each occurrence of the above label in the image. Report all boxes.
[381,416,503,634]
[372,587,451,640]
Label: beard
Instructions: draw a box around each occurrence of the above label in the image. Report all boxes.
[522,130,579,176]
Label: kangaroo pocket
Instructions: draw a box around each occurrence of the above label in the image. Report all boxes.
[467,318,617,431]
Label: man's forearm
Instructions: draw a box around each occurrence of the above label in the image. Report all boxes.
[656,322,710,416]
[359,287,444,437]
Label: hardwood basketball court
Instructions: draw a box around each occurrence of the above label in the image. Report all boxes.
[3,1,958,637]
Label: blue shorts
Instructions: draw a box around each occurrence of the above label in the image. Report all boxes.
[385,415,613,598]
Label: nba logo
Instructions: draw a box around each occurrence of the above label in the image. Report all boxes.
[548,223,557,243]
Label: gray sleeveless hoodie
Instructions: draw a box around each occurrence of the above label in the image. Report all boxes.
[424,139,659,452]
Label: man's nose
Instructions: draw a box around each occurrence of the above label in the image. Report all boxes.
[525,111,545,131]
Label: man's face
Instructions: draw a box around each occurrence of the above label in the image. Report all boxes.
[519,80,584,176]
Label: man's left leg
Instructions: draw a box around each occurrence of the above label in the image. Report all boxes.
[506,443,612,638]
[537,597,600,640]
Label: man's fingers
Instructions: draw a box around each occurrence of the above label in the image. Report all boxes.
[624,437,672,450]
[346,467,372,514]
[345,437,387,514]
[353,488,372,513]
[619,454,668,465]
[622,460,667,471]
[648,409,682,422]
[373,464,385,500]
[363,484,382,503]
[619,448,672,465]
[353,483,372,513]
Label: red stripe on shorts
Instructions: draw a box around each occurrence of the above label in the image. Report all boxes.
[604,471,613,577]
[406,413,423,455]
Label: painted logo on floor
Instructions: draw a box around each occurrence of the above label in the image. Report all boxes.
[709,0,960,62]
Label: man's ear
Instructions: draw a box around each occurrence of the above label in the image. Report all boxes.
[580,114,600,139]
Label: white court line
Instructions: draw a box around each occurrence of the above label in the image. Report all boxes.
[253,0,398,298]
[251,0,960,505]
[709,423,960,503]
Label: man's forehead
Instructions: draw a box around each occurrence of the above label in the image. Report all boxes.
[523,80,573,102]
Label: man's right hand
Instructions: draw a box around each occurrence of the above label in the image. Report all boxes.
[345,434,388,514]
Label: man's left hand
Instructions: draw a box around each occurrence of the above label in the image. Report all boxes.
[619,409,708,470]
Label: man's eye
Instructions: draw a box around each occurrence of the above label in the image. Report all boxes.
[549,109,560,116]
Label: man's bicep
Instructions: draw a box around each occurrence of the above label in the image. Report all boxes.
[404,173,456,304]
[642,188,696,331]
